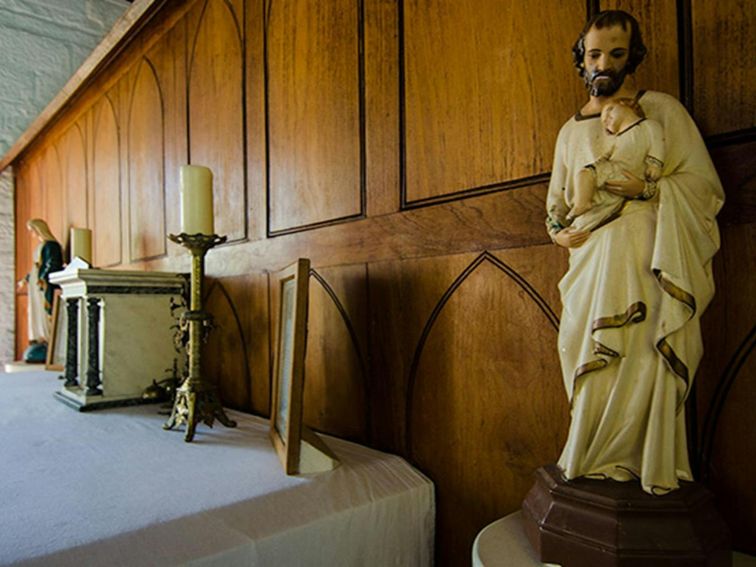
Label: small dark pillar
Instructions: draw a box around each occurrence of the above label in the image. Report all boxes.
[85,297,102,396]
[521,464,731,567]
[63,297,79,387]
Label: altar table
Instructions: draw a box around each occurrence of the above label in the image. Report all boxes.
[0,370,434,566]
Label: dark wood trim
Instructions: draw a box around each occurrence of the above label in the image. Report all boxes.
[401,173,552,211]
[677,0,694,113]
[706,127,756,149]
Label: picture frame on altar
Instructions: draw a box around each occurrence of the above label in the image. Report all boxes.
[269,258,311,474]
[45,289,66,371]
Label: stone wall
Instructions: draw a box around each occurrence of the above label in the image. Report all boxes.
[0,167,14,362]
[0,0,130,156]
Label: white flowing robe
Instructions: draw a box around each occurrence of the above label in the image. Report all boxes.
[28,243,49,343]
[546,91,724,494]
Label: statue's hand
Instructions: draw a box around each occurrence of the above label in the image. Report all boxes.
[605,170,644,198]
[554,227,590,248]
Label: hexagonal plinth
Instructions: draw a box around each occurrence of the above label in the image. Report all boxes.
[521,465,731,567]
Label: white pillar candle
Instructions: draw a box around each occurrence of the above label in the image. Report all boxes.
[70,227,92,264]
[180,165,214,235]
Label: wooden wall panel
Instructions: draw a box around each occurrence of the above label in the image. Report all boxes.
[148,19,188,244]
[14,164,32,359]
[188,0,246,242]
[128,58,166,261]
[304,264,369,442]
[15,163,34,279]
[266,0,363,233]
[204,271,271,415]
[7,0,756,561]
[370,246,567,566]
[402,0,585,205]
[41,146,63,242]
[697,222,756,553]
[14,294,28,361]
[692,0,755,136]
[92,96,122,267]
[58,123,89,254]
[600,0,679,98]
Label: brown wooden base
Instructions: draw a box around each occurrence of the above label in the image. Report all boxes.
[521,465,731,567]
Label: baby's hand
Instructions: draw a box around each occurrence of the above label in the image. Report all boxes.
[645,164,662,182]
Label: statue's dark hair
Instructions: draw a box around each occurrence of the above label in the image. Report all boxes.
[572,10,648,77]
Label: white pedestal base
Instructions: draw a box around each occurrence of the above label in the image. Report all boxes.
[473,511,756,567]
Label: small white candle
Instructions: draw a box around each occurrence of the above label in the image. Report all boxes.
[180,165,214,235]
[70,227,92,264]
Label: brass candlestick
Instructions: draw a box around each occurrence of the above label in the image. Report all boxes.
[163,232,236,441]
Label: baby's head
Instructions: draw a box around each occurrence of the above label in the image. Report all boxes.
[601,98,645,135]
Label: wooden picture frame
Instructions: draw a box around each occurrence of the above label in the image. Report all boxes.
[45,289,66,371]
[269,258,311,474]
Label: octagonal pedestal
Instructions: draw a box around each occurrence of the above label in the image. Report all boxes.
[521,465,731,567]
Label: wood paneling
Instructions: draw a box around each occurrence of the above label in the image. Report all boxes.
[14,294,28,361]
[58,123,89,254]
[128,58,166,261]
[204,272,270,414]
[370,246,568,566]
[266,0,363,233]
[92,96,122,267]
[7,0,756,561]
[402,0,585,205]
[188,0,246,242]
[692,0,755,136]
[148,19,188,245]
[305,264,369,442]
[41,146,63,242]
[697,222,756,554]
[600,0,679,98]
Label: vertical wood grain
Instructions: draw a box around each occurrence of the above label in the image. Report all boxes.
[41,145,63,242]
[58,123,89,256]
[698,219,756,553]
[203,271,270,415]
[188,0,246,242]
[128,58,166,261]
[304,264,369,442]
[404,250,567,566]
[266,0,364,233]
[92,95,122,267]
[15,294,28,361]
[14,163,32,359]
[691,0,755,136]
[364,0,400,217]
[402,0,585,205]
[149,19,188,244]
[244,0,267,242]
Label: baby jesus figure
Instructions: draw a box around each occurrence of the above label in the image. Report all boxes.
[567,98,665,232]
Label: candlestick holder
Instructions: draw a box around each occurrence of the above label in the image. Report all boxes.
[163,232,237,442]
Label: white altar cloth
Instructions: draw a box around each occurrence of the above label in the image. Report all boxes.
[0,370,434,566]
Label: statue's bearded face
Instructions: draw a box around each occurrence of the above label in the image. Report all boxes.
[582,24,632,96]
